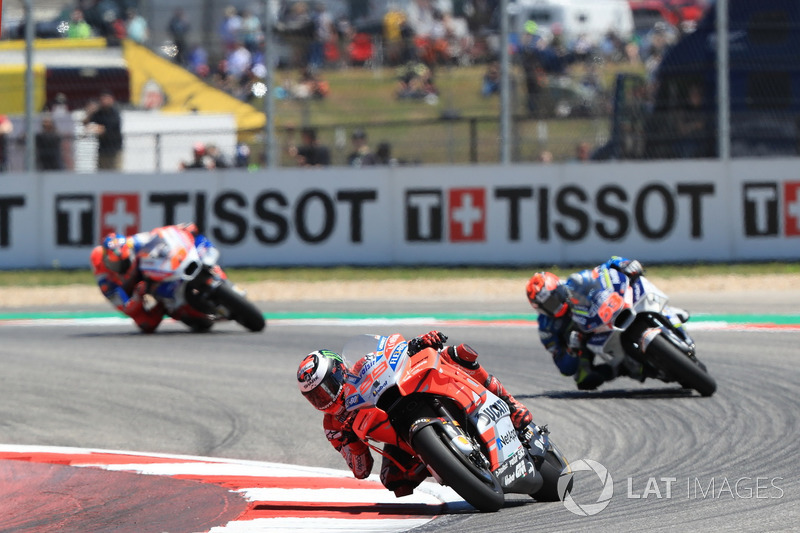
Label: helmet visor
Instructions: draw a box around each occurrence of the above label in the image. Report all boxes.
[302,364,345,411]
[536,285,568,317]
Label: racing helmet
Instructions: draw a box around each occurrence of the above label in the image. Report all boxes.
[297,349,349,415]
[526,271,569,317]
[102,233,133,275]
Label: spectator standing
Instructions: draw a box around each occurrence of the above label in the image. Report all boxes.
[240,9,262,53]
[674,83,710,158]
[206,144,229,169]
[347,129,377,167]
[125,8,149,45]
[234,143,251,168]
[375,141,399,166]
[279,1,315,69]
[310,2,335,69]
[180,143,213,170]
[168,8,191,65]
[0,114,12,172]
[226,41,253,81]
[521,45,546,117]
[67,9,93,39]
[188,44,210,77]
[481,60,500,97]
[288,127,331,167]
[84,90,123,171]
[219,6,243,53]
[35,114,64,171]
[573,141,592,162]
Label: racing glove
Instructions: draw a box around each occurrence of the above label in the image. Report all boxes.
[408,330,448,355]
[612,258,644,279]
[567,330,584,354]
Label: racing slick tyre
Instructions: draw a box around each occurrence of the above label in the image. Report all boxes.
[531,450,571,502]
[211,283,266,332]
[647,335,716,397]
[412,424,505,512]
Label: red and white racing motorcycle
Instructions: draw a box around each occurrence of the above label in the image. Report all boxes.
[137,225,265,332]
[341,333,572,512]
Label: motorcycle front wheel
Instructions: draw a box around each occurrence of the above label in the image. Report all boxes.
[211,283,266,332]
[412,424,504,512]
[647,335,716,397]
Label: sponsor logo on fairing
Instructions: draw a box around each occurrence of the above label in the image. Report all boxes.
[345,394,366,409]
[497,428,517,448]
[388,342,407,370]
[478,399,510,425]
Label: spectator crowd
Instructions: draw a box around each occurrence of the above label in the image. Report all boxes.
[0,0,708,170]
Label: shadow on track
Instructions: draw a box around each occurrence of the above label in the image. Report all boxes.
[70,329,242,338]
[251,497,531,518]
[520,387,696,400]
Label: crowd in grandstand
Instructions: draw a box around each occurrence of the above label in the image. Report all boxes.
[0,0,707,170]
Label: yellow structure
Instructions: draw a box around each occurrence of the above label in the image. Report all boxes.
[0,38,114,114]
[123,40,265,133]
[0,64,46,115]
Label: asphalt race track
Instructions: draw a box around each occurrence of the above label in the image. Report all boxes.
[1,295,798,532]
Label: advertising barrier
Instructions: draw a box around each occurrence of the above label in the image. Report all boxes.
[1,159,798,269]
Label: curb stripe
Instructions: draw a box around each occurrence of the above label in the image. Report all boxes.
[0,445,466,532]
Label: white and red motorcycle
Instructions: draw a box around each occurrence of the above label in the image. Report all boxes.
[568,265,715,396]
[137,225,265,332]
[341,333,572,512]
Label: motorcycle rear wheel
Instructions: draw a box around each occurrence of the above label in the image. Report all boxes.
[647,335,716,396]
[211,283,266,332]
[412,424,504,512]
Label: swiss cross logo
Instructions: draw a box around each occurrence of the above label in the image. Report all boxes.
[100,194,140,237]
[405,188,487,242]
[743,181,800,237]
[448,188,486,242]
[784,182,800,236]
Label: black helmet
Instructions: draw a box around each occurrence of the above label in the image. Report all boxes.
[297,349,349,415]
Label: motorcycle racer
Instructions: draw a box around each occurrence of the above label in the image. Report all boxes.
[89,222,219,332]
[297,331,533,497]
[526,256,650,390]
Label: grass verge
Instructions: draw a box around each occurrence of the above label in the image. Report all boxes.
[0,262,797,287]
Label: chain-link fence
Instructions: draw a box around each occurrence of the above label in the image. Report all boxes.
[1,0,798,172]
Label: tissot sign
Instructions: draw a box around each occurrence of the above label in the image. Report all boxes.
[405,183,716,244]
[0,160,798,268]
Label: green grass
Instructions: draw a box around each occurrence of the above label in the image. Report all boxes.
[1,262,797,288]
[263,64,616,164]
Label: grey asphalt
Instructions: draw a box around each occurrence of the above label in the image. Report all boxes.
[0,298,798,532]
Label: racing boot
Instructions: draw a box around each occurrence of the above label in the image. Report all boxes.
[575,357,612,390]
[380,445,428,497]
[445,344,533,431]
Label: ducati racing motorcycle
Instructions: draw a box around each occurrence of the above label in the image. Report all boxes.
[568,265,715,396]
[341,333,572,512]
[137,225,265,332]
